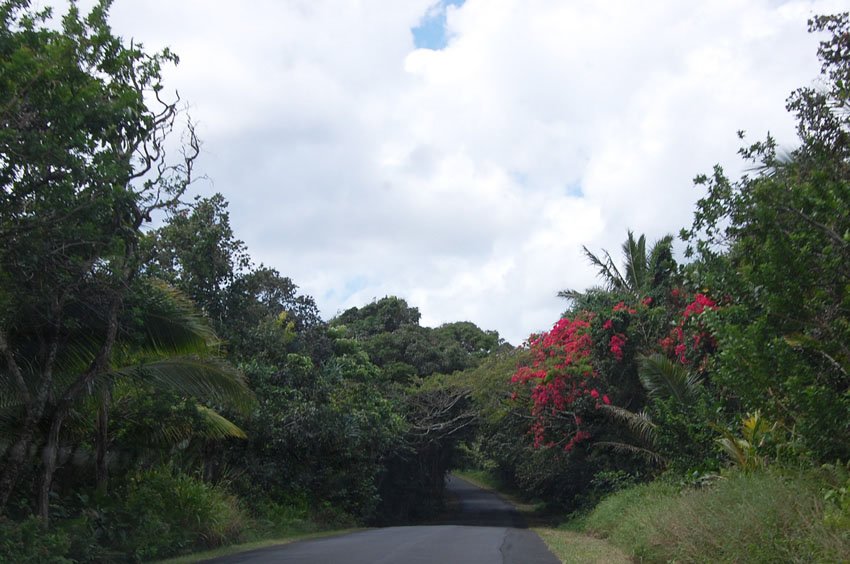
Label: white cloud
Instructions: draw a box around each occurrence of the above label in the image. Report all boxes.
[79,0,844,343]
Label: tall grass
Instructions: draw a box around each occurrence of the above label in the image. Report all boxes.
[579,470,850,563]
[121,467,249,561]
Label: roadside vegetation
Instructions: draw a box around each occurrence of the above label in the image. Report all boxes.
[445,12,850,564]
[1,1,849,563]
[0,1,501,560]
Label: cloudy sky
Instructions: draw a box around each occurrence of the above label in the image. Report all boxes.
[76,0,844,344]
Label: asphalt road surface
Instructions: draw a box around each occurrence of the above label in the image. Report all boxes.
[205,475,559,564]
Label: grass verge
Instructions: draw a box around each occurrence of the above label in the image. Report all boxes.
[577,469,850,563]
[533,527,631,564]
[153,528,363,563]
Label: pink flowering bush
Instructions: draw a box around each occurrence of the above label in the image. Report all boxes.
[511,315,610,450]
[659,292,718,368]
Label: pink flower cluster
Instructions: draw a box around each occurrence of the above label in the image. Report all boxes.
[512,315,608,449]
[609,334,627,361]
[660,293,718,365]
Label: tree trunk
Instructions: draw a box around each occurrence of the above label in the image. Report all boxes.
[95,387,111,495]
[0,415,38,509]
[0,310,62,513]
[38,297,122,523]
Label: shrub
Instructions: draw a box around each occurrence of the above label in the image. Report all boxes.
[0,516,72,564]
[120,466,248,561]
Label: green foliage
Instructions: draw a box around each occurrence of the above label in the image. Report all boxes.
[0,516,72,563]
[144,194,251,324]
[581,470,850,563]
[224,345,405,523]
[334,297,422,339]
[119,466,248,561]
[681,13,850,463]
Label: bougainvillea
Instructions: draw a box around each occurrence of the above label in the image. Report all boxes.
[659,292,718,366]
[600,300,642,363]
[511,314,608,450]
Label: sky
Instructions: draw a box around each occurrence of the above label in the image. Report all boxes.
[68,0,845,344]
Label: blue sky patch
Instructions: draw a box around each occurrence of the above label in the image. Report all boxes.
[411,0,465,50]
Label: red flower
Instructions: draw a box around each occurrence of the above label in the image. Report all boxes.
[675,343,688,364]
[602,395,610,405]
[612,301,636,314]
[683,293,717,319]
[590,389,600,399]
[512,314,598,449]
[609,333,627,360]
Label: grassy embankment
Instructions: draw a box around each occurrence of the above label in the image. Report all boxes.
[457,468,850,563]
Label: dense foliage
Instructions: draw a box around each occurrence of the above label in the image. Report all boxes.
[0,2,504,560]
[1,1,848,561]
[444,18,850,553]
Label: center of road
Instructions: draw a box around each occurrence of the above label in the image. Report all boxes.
[205,475,559,563]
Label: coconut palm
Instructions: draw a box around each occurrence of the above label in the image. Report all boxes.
[0,279,254,519]
[560,231,676,301]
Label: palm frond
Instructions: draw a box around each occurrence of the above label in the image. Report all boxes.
[557,289,584,300]
[716,434,751,469]
[195,405,247,439]
[111,356,255,413]
[638,354,702,404]
[621,230,648,293]
[593,440,666,466]
[599,404,657,445]
[130,279,220,355]
[583,246,627,292]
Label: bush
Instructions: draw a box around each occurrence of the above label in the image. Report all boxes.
[250,496,311,536]
[119,466,248,561]
[582,470,850,563]
[0,516,72,564]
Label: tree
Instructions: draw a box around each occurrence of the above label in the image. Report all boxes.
[144,194,251,327]
[560,231,676,302]
[334,297,422,339]
[0,0,204,518]
[682,12,850,461]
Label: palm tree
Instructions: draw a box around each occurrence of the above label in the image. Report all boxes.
[560,231,675,301]
[595,354,704,468]
[0,279,254,520]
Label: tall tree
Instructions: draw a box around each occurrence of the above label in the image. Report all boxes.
[682,13,850,460]
[0,0,201,517]
[144,194,251,327]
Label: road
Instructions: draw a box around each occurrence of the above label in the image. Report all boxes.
[205,475,559,564]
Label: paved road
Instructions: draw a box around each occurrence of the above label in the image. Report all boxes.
[205,475,559,564]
